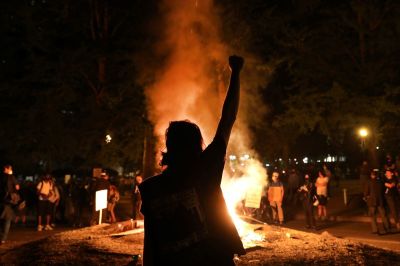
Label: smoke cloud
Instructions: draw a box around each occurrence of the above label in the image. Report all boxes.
[143,0,270,173]
[145,0,226,143]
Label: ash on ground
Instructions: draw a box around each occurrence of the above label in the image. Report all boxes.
[1,222,399,265]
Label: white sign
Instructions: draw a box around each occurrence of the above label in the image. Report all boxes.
[244,186,263,209]
[95,189,108,211]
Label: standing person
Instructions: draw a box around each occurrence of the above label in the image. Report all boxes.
[297,173,317,230]
[383,170,400,229]
[395,154,400,174]
[286,168,300,206]
[131,175,143,220]
[323,163,335,188]
[90,171,110,225]
[315,170,329,221]
[73,180,89,227]
[259,176,272,223]
[268,171,285,225]
[359,160,371,215]
[107,185,120,223]
[62,178,75,226]
[359,161,370,184]
[0,164,19,244]
[139,56,245,266]
[36,174,54,231]
[383,154,396,172]
[13,188,26,227]
[48,180,60,228]
[364,170,390,234]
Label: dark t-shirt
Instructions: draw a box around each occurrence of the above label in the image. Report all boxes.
[364,178,385,207]
[139,136,245,265]
[0,173,18,204]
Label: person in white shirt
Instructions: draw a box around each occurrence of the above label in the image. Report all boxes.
[315,170,329,221]
[36,174,54,231]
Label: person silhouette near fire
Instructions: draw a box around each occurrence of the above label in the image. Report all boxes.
[139,55,245,266]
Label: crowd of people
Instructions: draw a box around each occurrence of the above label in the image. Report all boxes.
[1,155,399,245]
[363,155,400,234]
[251,156,400,234]
[0,165,143,244]
[255,165,332,230]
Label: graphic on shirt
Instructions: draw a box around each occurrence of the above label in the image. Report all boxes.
[147,187,208,254]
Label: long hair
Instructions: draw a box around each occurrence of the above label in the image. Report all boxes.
[161,120,204,168]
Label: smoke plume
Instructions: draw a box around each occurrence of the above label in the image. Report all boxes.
[143,0,270,180]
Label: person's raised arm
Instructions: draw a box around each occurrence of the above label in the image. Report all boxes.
[215,55,244,146]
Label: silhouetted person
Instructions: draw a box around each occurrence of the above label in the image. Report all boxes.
[383,170,400,229]
[0,164,19,244]
[131,175,143,220]
[364,170,390,234]
[297,173,317,230]
[286,168,300,205]
[139,56,245,266]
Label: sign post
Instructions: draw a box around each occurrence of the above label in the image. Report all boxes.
[95,189,108,225]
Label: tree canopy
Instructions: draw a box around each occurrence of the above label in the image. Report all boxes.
[0,0,155,173]
[1,0,400,173]
[218,0,400,164]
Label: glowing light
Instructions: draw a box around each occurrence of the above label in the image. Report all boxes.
[376,146,379,150]
[105,134,112,143]
[229,155,237,161]
[358,128,368,138]
[239,154,250,161]
[303,157,308,164]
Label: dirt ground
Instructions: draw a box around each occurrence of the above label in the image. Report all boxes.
[1,221,400,265]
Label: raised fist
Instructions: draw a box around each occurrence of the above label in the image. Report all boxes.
[229,55,244,72]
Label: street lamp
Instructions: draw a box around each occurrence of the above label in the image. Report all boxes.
[358,127,368,150]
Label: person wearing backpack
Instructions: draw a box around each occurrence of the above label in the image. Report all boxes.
[36,174,54,231]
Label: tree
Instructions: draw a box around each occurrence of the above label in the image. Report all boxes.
[217,0,400,163]
[0,0,155,173]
